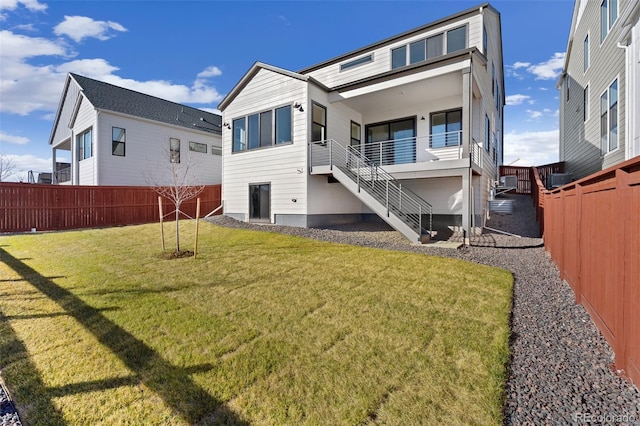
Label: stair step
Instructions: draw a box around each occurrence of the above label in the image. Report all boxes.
[419,233,431,244]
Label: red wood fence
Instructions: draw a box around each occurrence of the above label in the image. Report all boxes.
[500,162,564,195]
[0,184,221,233]
[543,157,640,387]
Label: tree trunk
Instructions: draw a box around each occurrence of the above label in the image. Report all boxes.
[175,206,180,252]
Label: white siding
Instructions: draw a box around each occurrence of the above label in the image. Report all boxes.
[306,14,483,88]
[222,68,308,222]
[95,112,221,186]
[402,177,463,215]
[73,96,97,185]
[51,79,82,147]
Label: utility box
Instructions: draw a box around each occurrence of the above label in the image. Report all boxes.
[546,173,573,190]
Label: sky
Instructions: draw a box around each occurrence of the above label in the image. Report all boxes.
[0,0,575,181]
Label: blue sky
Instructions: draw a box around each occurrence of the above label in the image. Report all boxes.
[0,0,574,180]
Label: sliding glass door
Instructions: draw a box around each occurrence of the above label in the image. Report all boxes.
[365,118,416,165]
[249,183,270,222]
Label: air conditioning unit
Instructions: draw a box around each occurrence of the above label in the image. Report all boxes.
[546,173,573,190]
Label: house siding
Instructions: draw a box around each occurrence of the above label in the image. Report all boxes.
[560,0,630,180]
[222,68,308,223]
[51,81,82,148]
[73,96,98,185]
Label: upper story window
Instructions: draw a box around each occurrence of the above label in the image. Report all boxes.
[340,54,373,71]
[189,141,207,153]
[390,26,464,70]
[584,34,590,71]
[600,78,618,154]
[232,105,293,153]
[566,78,571,102]
[350,121,361,146]
[77,128,92,160]
[584,85,589,122]
[112,127,125,157]
[170,137,180,163]
[311,102,327,142]
[601,0,618,42]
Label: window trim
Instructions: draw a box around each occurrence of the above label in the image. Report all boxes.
[311,102,327,142]
[77,127,93,161]
[429,108,463,148]
[584,33,590,72]
[445,25,468,54]
[583,84,590,123]
[600,0,618,44]
[600,77,619,155]
[485,114,491,152]
[350,121,361,146]
[211,145,222,156]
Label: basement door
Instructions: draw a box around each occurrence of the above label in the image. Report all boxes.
[249,183,270,222]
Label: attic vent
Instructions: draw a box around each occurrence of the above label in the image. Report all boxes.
[340,54,373,71]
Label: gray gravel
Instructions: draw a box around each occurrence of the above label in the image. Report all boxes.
[207,194,640,425]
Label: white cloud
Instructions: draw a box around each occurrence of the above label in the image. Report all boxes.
[0,0,47,18]
[54,15,127,43]
[0,30,224,115]
[526,109,543,119]
[0,130,29,144]
[200,108,222,115]
[526,52,565,80]
[0,153,52,178]
[503,129,559,166]
[505,94,531,106]
[512,61,531,69]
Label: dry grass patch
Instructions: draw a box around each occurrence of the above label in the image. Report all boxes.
[0,221,512,425]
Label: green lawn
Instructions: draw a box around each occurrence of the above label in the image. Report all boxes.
[0,221,513,425]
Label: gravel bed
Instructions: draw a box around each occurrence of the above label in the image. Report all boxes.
[207,194,640,425]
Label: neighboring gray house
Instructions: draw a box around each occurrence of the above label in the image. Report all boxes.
[218,3,504,243]
[558,0,640,180]
[49,73,222,186]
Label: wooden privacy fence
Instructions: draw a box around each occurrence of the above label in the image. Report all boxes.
[500,162,564,195]
[0,183,221,233]
[543,157,640,388]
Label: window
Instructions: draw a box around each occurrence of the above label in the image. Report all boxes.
[391,46,406,69]
[365,118,416,165]
[584,34,590,72]
[492,63,495,96]
[170,138,180,163]
[483,26,488,55]
[275,105,292,144]
[112,127,125,156]
[409,39,426,64]
[430,109,462,148]
[350,121,361,146]
[566,78,571,102]
[426,34,443,59]
[312,102,327,142]
[340,54,373,71]
[601,0,618,42]
[232,105,293,153]
[77,128,92,160]
[189,141,207,153]
[600,79,618,153]
[446,26,466,53]
[249,183,270,221]
[485,114,491,151]
[583,85,589,122]
[211,145,222,156]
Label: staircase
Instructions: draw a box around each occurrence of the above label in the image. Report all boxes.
[309,140,432,244]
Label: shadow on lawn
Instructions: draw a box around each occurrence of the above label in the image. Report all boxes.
[0,247,248,425]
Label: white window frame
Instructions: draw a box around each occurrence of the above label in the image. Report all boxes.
[600,0,618,43]
[600,77,619,155]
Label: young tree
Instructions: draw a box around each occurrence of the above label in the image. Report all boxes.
[144,146,204,254]
[0,154,17,182]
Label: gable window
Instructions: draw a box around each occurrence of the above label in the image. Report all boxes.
[77,128,92,160]
[391,45,406,69]
[170,138,180,163]
[485,114,491,151]
[601,0,618,42]
[446,26,467,53]
[600,78,618,154]
[189,141,207,153]
[430,109,462,148]
[112,127,125,156]
[232,105,293,153]
[350,121,361,146]
[312,102,327,141]
[584,34,590,71]
[340,54,373,71]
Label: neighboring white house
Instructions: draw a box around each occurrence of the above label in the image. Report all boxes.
[49,73,222,186]
[558,0,640,180]
[218,3,504,243]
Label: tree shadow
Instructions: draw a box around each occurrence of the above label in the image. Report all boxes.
[0,247,248,425]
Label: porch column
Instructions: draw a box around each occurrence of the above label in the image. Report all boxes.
[461,169,472,245]
[461,66,472,159]
[52,148,57,184]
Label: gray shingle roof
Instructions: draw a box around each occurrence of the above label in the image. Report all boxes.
[70,73,221,135]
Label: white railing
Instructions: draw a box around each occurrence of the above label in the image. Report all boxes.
[349,131,481,167]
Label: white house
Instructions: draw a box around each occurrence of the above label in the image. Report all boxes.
[218,3,504,243]
[49,73,222,186]
[558,0,640,180]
